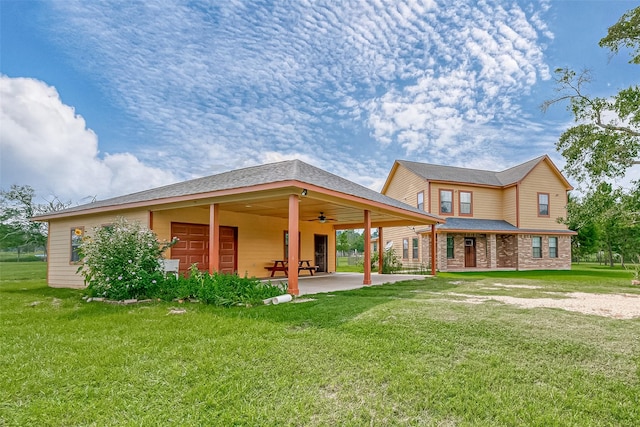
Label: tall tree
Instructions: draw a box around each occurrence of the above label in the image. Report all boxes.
[336,231,349,255]
[562,194,599,262]
[567,182,640,266]
[0,185,71,257]
[542,7,639,187]
[599,6,640,64]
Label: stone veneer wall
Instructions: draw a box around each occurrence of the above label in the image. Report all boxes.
[426,232,571,272]
[517,234,572,270]
[497,234,517,268]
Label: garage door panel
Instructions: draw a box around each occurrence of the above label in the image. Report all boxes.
[189,241,206,250]
[172,222,209,273]
[171,222,236,274]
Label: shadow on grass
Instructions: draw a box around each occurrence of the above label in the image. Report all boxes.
[0,282,81,299]
[441,267,631,281]
[1,273,457,329]
[212,278,459,329]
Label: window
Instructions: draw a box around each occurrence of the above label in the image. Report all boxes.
[402,239,409,259]
[549,237,558,258]
[70,227,84,262]
[373,242,378,252]
[440,190,453,214]
[412,237,419,259]
[460,191,472,216]
[538,193,549,217]
[417,192,424,210]
[532,236,542,258]
[446,236,454,259]
[284,231,301,258]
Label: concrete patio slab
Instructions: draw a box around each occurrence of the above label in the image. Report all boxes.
[265,272,432,296]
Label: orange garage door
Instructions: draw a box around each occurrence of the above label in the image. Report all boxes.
[170,223,237,274]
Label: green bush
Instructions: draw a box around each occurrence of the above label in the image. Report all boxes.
[78,217,176,300]
[78,217,286,305]
[160,265,287,307]
[370,248,403,273]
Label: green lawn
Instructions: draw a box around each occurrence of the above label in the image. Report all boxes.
[1,262,639,426]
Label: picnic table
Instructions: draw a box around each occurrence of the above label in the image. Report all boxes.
[264,260,317,277]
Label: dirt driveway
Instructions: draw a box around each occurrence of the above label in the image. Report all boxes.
[443,283,640,320]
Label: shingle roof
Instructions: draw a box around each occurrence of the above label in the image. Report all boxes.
[35,159,441,220]
[436,218,520,232]
[429,217,575,234]
[397,155,546,186]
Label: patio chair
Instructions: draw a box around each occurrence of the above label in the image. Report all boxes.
[162,259,180,279]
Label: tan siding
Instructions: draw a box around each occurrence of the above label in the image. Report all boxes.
[382,165,430,263]
[429,184,502,219]
[461,186,502,219]
[151,207,336,278]
[152,208,209,247]
[502,186,517,226]
[226,210,336,277]
[518,162,569,230]
[379,226,427,265]
[47,206,338,287]
[47,210,150,288]
[383,165,428,212]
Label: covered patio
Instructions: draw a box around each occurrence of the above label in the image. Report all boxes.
[34,159,443,292]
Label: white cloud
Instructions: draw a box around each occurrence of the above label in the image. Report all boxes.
[0,75,176,202]
[20,0,560,199]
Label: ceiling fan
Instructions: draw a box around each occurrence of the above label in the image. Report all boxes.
[308,212,336,223]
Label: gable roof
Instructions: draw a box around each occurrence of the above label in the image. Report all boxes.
[382,155,572,192]
[34,159,443,222]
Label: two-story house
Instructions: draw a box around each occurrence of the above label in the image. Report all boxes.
[380,155,575,271]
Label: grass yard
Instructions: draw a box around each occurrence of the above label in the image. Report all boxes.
[1,262,639,426]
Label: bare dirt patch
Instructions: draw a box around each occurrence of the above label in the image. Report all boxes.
[445,291,640,319]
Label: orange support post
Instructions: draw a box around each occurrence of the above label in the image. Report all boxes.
[431,224,437,276]
[209,204,220,274]
[287,194,300,295]
[378,226,383,274]
[363,210,372,285]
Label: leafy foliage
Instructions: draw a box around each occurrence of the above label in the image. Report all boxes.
[78,217,286,304]
[159,265,287,306]
[545,68,639,185]
[79,217,176,300]
[371,247,403,273]
[0,185,70,257]
[336,230,365,254]
[599,6,640,64]
[543,6,639,188]
[561,182,640,266]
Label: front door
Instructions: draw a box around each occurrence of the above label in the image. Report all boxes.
[464,237,476,267]
[314,234,328,272]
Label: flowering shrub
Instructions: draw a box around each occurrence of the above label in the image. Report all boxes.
[78,217,177,300]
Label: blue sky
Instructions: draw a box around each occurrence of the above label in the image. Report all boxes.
[1,0,637,202]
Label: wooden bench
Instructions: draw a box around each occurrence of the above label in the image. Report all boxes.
[264,260,318,277]
[265,261,288,277]
[297,260,318,275]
